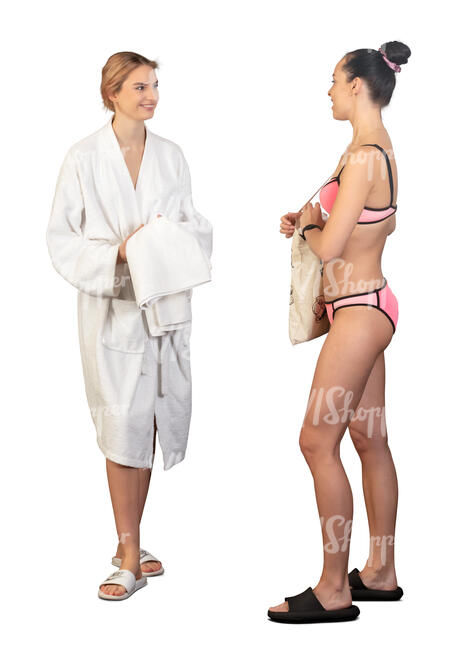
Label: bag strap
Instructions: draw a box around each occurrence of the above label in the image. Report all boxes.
[298,176,333,213]
[299,141,395,213]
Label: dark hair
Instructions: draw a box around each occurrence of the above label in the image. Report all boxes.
[341,41,411,108]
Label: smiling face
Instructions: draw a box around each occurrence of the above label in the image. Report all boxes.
[328,57,360,121]
[109,64,159,119]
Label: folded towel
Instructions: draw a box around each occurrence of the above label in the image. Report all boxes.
[144,291,191,336]
[126,216,212,335]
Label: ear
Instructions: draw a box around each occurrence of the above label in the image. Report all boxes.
[351,76,363,94]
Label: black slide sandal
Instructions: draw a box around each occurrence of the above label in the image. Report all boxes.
[348,568,404,601]
[267,587,360,623]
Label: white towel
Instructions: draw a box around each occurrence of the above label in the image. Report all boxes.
[143,292,191,336]
[126,216,212,335]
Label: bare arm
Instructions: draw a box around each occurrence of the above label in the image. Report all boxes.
[305,147,377,260]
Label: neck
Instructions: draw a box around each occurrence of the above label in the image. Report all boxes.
[349,105,385,146]
[111,112,146,147]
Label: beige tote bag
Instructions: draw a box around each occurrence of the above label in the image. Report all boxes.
[288,183,331,345]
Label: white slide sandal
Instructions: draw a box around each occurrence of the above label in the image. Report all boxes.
[111,548,165,577]
[98,569,148,601]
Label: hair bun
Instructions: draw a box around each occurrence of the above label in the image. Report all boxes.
[381,41,411,66]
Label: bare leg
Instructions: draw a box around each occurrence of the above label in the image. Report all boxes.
[100,459,142,597]
[348,351,399,589]
[114,417,162,575]
[269,305,394,612]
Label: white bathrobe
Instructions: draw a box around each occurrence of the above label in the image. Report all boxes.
[46,116,213,470]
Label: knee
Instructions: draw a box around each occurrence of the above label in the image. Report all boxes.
[348,424,389,456]
[299,424,338,464]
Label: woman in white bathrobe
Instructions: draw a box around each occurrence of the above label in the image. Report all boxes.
[46,51,212,600]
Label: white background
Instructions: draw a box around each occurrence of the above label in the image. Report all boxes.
[2,0,473,647]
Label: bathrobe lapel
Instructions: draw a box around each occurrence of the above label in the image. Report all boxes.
[100,116,152,238]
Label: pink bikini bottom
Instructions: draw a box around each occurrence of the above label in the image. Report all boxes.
[325,277,398,334]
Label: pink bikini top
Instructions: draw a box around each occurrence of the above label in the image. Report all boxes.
[319,143,397,224]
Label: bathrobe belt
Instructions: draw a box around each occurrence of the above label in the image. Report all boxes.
[141,335,167,396]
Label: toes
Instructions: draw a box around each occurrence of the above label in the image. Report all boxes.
[100,584,126,596]
[142,560,162,573]
[268,602,289,612]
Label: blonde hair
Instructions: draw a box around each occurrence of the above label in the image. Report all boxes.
[100,51,159,112]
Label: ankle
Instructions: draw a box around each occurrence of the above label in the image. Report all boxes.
[119,554,143,580]
[362,563,396,578]
[116,544,140,560]
[318,575,349,593]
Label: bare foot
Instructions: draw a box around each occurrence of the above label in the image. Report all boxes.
[268,580,352,613]
[141,558,162,574]
[100,552,142,597]
[114,546,162,575]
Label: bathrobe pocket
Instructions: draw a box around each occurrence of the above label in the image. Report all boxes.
[102,298,146,353]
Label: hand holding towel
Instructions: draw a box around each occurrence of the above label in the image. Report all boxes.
[125,216,212,335]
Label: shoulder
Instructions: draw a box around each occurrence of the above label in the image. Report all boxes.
[339,145,382,186]
[66,123,107,159]
[148,131,186,162]
[343,145,382,168]
[147,131,189,181]
[56,125,106,174]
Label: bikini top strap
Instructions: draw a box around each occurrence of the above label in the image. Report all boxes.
[362,143,394,206]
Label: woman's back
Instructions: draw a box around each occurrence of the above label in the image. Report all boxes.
[322,138,398,298]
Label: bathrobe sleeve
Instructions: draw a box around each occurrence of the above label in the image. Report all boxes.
[46,148,121,298]
[175,152,213,262]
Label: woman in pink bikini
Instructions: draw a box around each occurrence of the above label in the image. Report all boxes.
[268,40,411,623]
